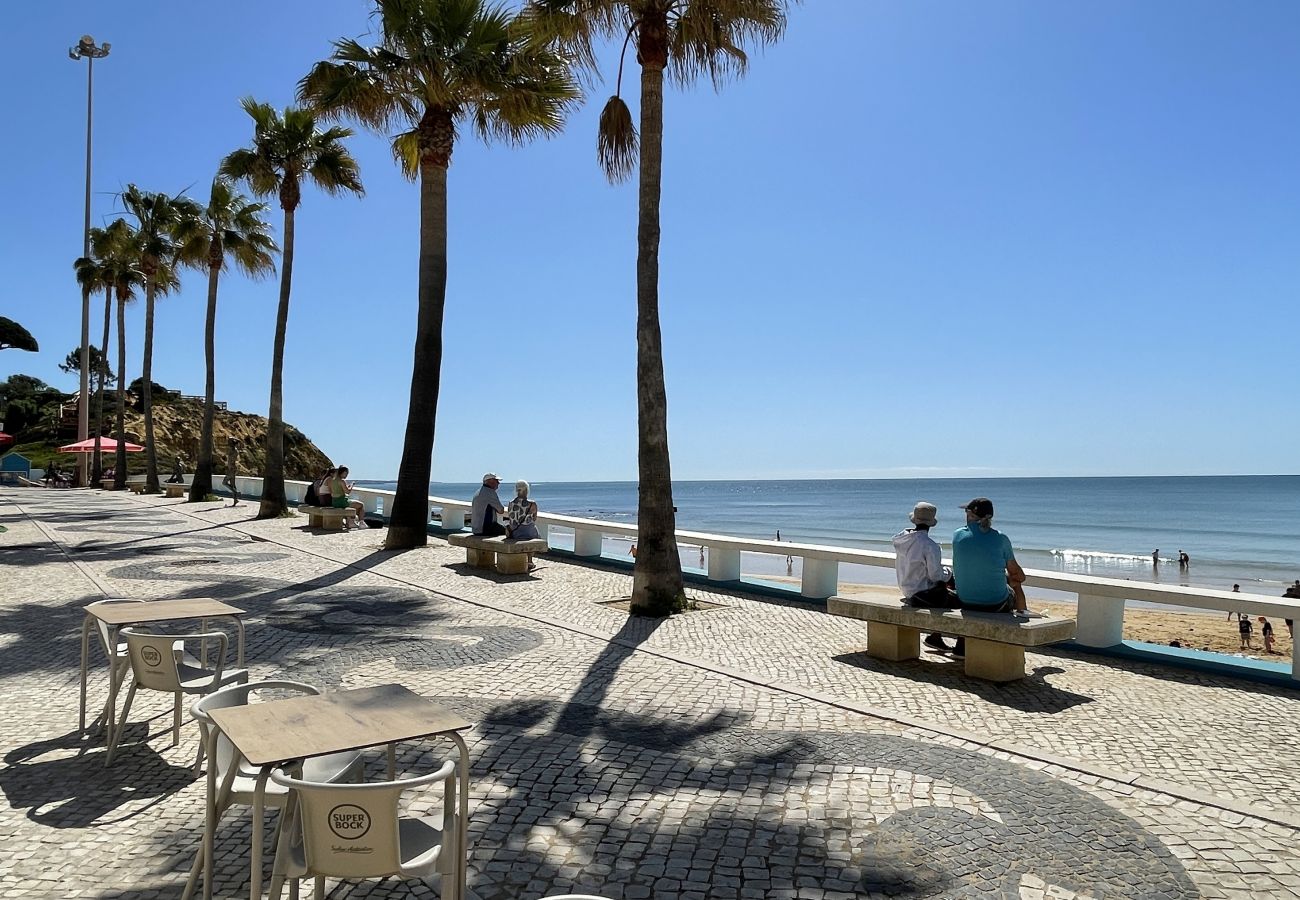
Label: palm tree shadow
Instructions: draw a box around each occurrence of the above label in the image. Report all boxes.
[548,613,740,747]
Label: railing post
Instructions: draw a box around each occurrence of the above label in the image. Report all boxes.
[361,492,379,515]
[441,504,468,531]
[573,528,603,557]
[1292,625,1300,682]
[427,499,437,525]
[1074,593,1125,647]
[802,558,839,599]
[707,547,741,581]
[534,523,549,542]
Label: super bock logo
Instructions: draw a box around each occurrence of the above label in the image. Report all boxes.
[140,646,162,667]
[328,804,371,840]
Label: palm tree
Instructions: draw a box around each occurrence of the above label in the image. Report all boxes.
[301,0,579,549]
[220,98,363,519]
[74,224,119,483]
[120,185,202,493]
[99,222,146,490]
[528,0,790,615]
[178,179,278,503]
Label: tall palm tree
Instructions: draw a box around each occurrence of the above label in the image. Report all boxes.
[301,0,579,549]
[120,185,203,493]
[178,179,278,503]
[74,230,111,483]
[99,222,146,490]
[221,99,363,519]
[528,0,790,615]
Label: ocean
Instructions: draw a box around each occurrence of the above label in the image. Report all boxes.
[356,476,1300,596]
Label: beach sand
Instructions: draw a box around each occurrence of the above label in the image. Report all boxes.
[763,577,1294,661]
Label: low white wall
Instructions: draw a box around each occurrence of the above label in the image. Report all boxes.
[215,474,1300,679]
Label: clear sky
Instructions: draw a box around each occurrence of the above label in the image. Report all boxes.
[4,1,1298,482]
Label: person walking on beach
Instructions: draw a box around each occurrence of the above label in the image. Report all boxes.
[894,501,959,652]
[1178,550,1190,568]
[1152,549,1160,567]
[1238,614,1254,650]
[1260,616,1276,654]
[471,473,507,536]
[1227,585,1243,622]
[222,439,240,507]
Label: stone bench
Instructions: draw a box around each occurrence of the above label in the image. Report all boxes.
[304,506,356,530]
[447,533,548,575]
[164,484,186,498]
[827,595,1077,682]
[127,480,149,495]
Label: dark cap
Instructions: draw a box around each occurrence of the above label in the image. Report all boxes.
[963,497,994,517]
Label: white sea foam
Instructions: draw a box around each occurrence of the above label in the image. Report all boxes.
[1049,549,1158,564]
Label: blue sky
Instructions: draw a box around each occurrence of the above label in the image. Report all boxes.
[3,1,1298,481]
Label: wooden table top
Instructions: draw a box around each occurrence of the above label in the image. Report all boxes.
[86,598,245,626]
[208,683,473,768]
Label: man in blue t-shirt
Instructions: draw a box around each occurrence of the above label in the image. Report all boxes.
[952,497,1028,615]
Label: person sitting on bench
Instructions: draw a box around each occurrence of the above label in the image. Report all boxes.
[506,480,540,540]
[329,466,367,529]
[893,501,959,652]
[471,473,507,536]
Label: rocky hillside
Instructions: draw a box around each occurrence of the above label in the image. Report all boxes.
[11,396,331,480]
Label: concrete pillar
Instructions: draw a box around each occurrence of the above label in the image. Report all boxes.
[361,492,379,514]
[708,547,742,581]
[574,528,603,557]
[866,622,920,661]
[534,523,549,542]
[1292,627,1300,682]
[426,500,437,524]
[964,638,1026,682]
[1074,593,1126,647]
[441,504,468,530]
[802,558,839,599]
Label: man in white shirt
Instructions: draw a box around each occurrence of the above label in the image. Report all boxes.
[471,472,507,536]
[892,501,958,651]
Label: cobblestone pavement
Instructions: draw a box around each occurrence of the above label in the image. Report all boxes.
[3,488,1300,899]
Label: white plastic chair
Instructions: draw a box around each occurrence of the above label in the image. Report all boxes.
[105,628,248,767]
[269,758,459,900]
[181,680,365,900]
[84,599,146,739]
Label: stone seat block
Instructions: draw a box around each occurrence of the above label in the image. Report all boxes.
[828,595,1076,682]
[447,533,549,575]
[303,506,356,530]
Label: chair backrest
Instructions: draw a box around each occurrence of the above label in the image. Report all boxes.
[191,680,322,784]
[121,628,225,692]
[87,599,146,658]
[273,760,456,879]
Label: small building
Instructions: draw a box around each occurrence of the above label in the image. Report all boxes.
[0,451,31,484]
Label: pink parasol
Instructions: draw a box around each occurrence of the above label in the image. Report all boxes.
[58,437,144,453]
[0,432,14,450]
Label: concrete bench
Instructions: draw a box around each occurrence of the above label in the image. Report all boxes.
[447,533,548,575]
[304,506,356,530]
[127,480,149,495]
[828,595,1076,682]
[164,484,186,498]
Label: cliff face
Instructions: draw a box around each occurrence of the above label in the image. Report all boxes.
[114,401,332,480]
[12,396,331,480]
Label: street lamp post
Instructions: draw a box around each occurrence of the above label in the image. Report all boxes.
[69,35,109,486]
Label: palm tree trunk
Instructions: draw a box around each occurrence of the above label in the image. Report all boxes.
[142,282,160,493]
[385,161,449,549]
[191,260,221,502]
[629,59,684,615]
[258,206,294,519]
[91,286,112,484]
[114,291,128,489]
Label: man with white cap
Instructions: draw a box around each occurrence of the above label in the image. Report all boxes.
[471,472,507,536]
[893,501,959,652]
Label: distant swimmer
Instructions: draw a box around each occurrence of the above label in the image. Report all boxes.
[1178,550,1190,568]
[1152,549,1160,567]
[776,529,781,541]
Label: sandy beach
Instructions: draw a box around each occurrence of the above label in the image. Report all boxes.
[790,578,1295,661]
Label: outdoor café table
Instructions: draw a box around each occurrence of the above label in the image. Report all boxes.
[202,683,473,900]
[78,598,246,745]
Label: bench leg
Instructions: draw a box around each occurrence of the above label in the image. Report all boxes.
[322,516,345,531]
[866,622,920,662]
[964,639,1025,682]
[466,548,494,568]
[495,553,529,575]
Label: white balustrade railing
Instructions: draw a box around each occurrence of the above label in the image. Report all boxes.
[212,475,1300,680]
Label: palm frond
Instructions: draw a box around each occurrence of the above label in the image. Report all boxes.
[597,93,638,183]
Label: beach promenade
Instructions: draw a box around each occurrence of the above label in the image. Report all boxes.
[3,488,1300,899]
